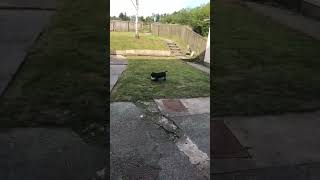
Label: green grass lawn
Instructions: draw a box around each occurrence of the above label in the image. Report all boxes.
[110,32,168,51]
[0,0,107,145]
[213,1,320,116]
[111,57,210,101]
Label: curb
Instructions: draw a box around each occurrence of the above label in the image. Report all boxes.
[111,49,172,57]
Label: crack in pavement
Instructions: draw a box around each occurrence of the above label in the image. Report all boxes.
[136,101,210,179]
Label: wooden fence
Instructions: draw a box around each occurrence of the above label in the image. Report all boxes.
[110,20,143,32]
[151,23,207,58]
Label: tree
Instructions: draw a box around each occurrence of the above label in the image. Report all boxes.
[145,16,153,22]
[139,16,145,22]
[159,3,210,36]
[156,14,160,22]
[119,12,124,20]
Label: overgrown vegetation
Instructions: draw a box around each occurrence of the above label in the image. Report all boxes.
[0,0,107,145]
[111,57,210,102]
[159,3,210,36]
[213,1,320,116]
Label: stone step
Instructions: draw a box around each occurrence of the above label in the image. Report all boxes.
[167,43,176,46]
[170,47,180,50]
[170,49,182,52]
[170,51,183,54]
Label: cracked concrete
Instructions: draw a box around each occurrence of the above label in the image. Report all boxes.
[152,98,210,178]
[110,102,207,179]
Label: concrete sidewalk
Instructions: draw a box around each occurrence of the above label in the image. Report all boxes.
[244,1,320,40]
[110,55,127,91]
[155,97,210,117]
[186,62,210,74]
[0,1,55,96]
[154,97,210,177]
[212,111,320,179]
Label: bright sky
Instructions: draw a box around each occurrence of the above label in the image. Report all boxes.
[110,0,210,17]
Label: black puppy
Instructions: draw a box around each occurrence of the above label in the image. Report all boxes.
[151,71,167,81]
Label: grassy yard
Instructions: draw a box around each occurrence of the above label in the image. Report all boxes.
[110,32,168,51]
[111,57,210,101]
[213,1,320,116]
[0,0,107,145]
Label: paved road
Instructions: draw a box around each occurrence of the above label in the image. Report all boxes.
[0,0,55,96]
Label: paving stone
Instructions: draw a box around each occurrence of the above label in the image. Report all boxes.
[155,97,210,117]
[162,99,187,113]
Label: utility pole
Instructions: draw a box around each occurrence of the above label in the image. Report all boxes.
[135,0,139,38]
[130,0,139,38]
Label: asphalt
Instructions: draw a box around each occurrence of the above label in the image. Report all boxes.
[0,128,106,180]
[110,102,207,180]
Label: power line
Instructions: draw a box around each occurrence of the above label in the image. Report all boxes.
[130,0,137,10]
